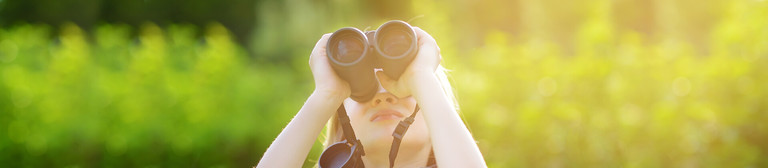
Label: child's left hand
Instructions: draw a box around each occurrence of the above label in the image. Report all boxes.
[376,27,442,98]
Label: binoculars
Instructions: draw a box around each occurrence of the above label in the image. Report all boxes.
[326,20,418,103]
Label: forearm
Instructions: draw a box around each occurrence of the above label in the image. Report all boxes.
[257,90,345,167]
[410,72,487,168]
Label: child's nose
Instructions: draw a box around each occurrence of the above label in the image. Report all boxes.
[370,91,398,106]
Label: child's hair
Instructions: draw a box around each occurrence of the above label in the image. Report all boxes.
[320,64,461,157]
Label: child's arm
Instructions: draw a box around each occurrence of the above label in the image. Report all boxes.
[257,33,350,167]
[256,90,344,168]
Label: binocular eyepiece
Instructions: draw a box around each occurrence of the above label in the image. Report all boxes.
[326,20,418,102]
[318,139,364,168]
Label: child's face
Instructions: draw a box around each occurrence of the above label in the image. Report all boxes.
[342,71,430,154]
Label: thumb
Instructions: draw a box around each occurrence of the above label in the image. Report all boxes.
[376,71,407,98]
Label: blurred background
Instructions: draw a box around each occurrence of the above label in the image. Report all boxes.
[0,0,767,167]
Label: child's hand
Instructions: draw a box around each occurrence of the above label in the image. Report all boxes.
[309,33,351,99]
[377,27,441,98]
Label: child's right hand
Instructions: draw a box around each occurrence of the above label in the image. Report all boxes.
[308,33,351,100]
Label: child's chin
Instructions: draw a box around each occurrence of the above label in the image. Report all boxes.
[363,132,394,146]
[360,126,399,146]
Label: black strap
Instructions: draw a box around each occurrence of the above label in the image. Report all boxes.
[388,105,420,168]
[427,149,436,167]
[381,149,436,168]
[337,104,365,156]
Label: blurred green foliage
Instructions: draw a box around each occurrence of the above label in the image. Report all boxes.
[1,0,767,167]
[0,0,255,44]
[0,22,304,167]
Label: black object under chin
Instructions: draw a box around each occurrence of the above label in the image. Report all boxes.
[318,139,365,168]
[319,104,366,168]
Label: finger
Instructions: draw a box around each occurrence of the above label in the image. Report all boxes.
[317,33,332,47]
[312,33,333,55]
[310,33,333,66]
[376,71,394,89]
[412,27,439,56]
[412,27,436,47]
[376,71,403,97]
[411,27,441,71]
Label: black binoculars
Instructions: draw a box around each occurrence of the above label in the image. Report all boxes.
[326,20,418,103]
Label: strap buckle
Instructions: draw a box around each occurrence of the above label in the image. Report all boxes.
[392,117,414,139]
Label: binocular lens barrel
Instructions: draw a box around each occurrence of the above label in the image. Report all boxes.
[319,140,363,168]
[375,21,418,80]
[378,29,412,56]
[331,32,366,64]
[327,28,379,102]
[318,142,353,168]
[326,21,417,102]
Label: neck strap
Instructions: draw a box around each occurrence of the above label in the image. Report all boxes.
[389,105,423,168]
[337,104,365,156]
[338,104,435,168]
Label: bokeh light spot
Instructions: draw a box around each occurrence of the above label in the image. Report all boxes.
[538,77,558,97]
[673,77,691,96]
